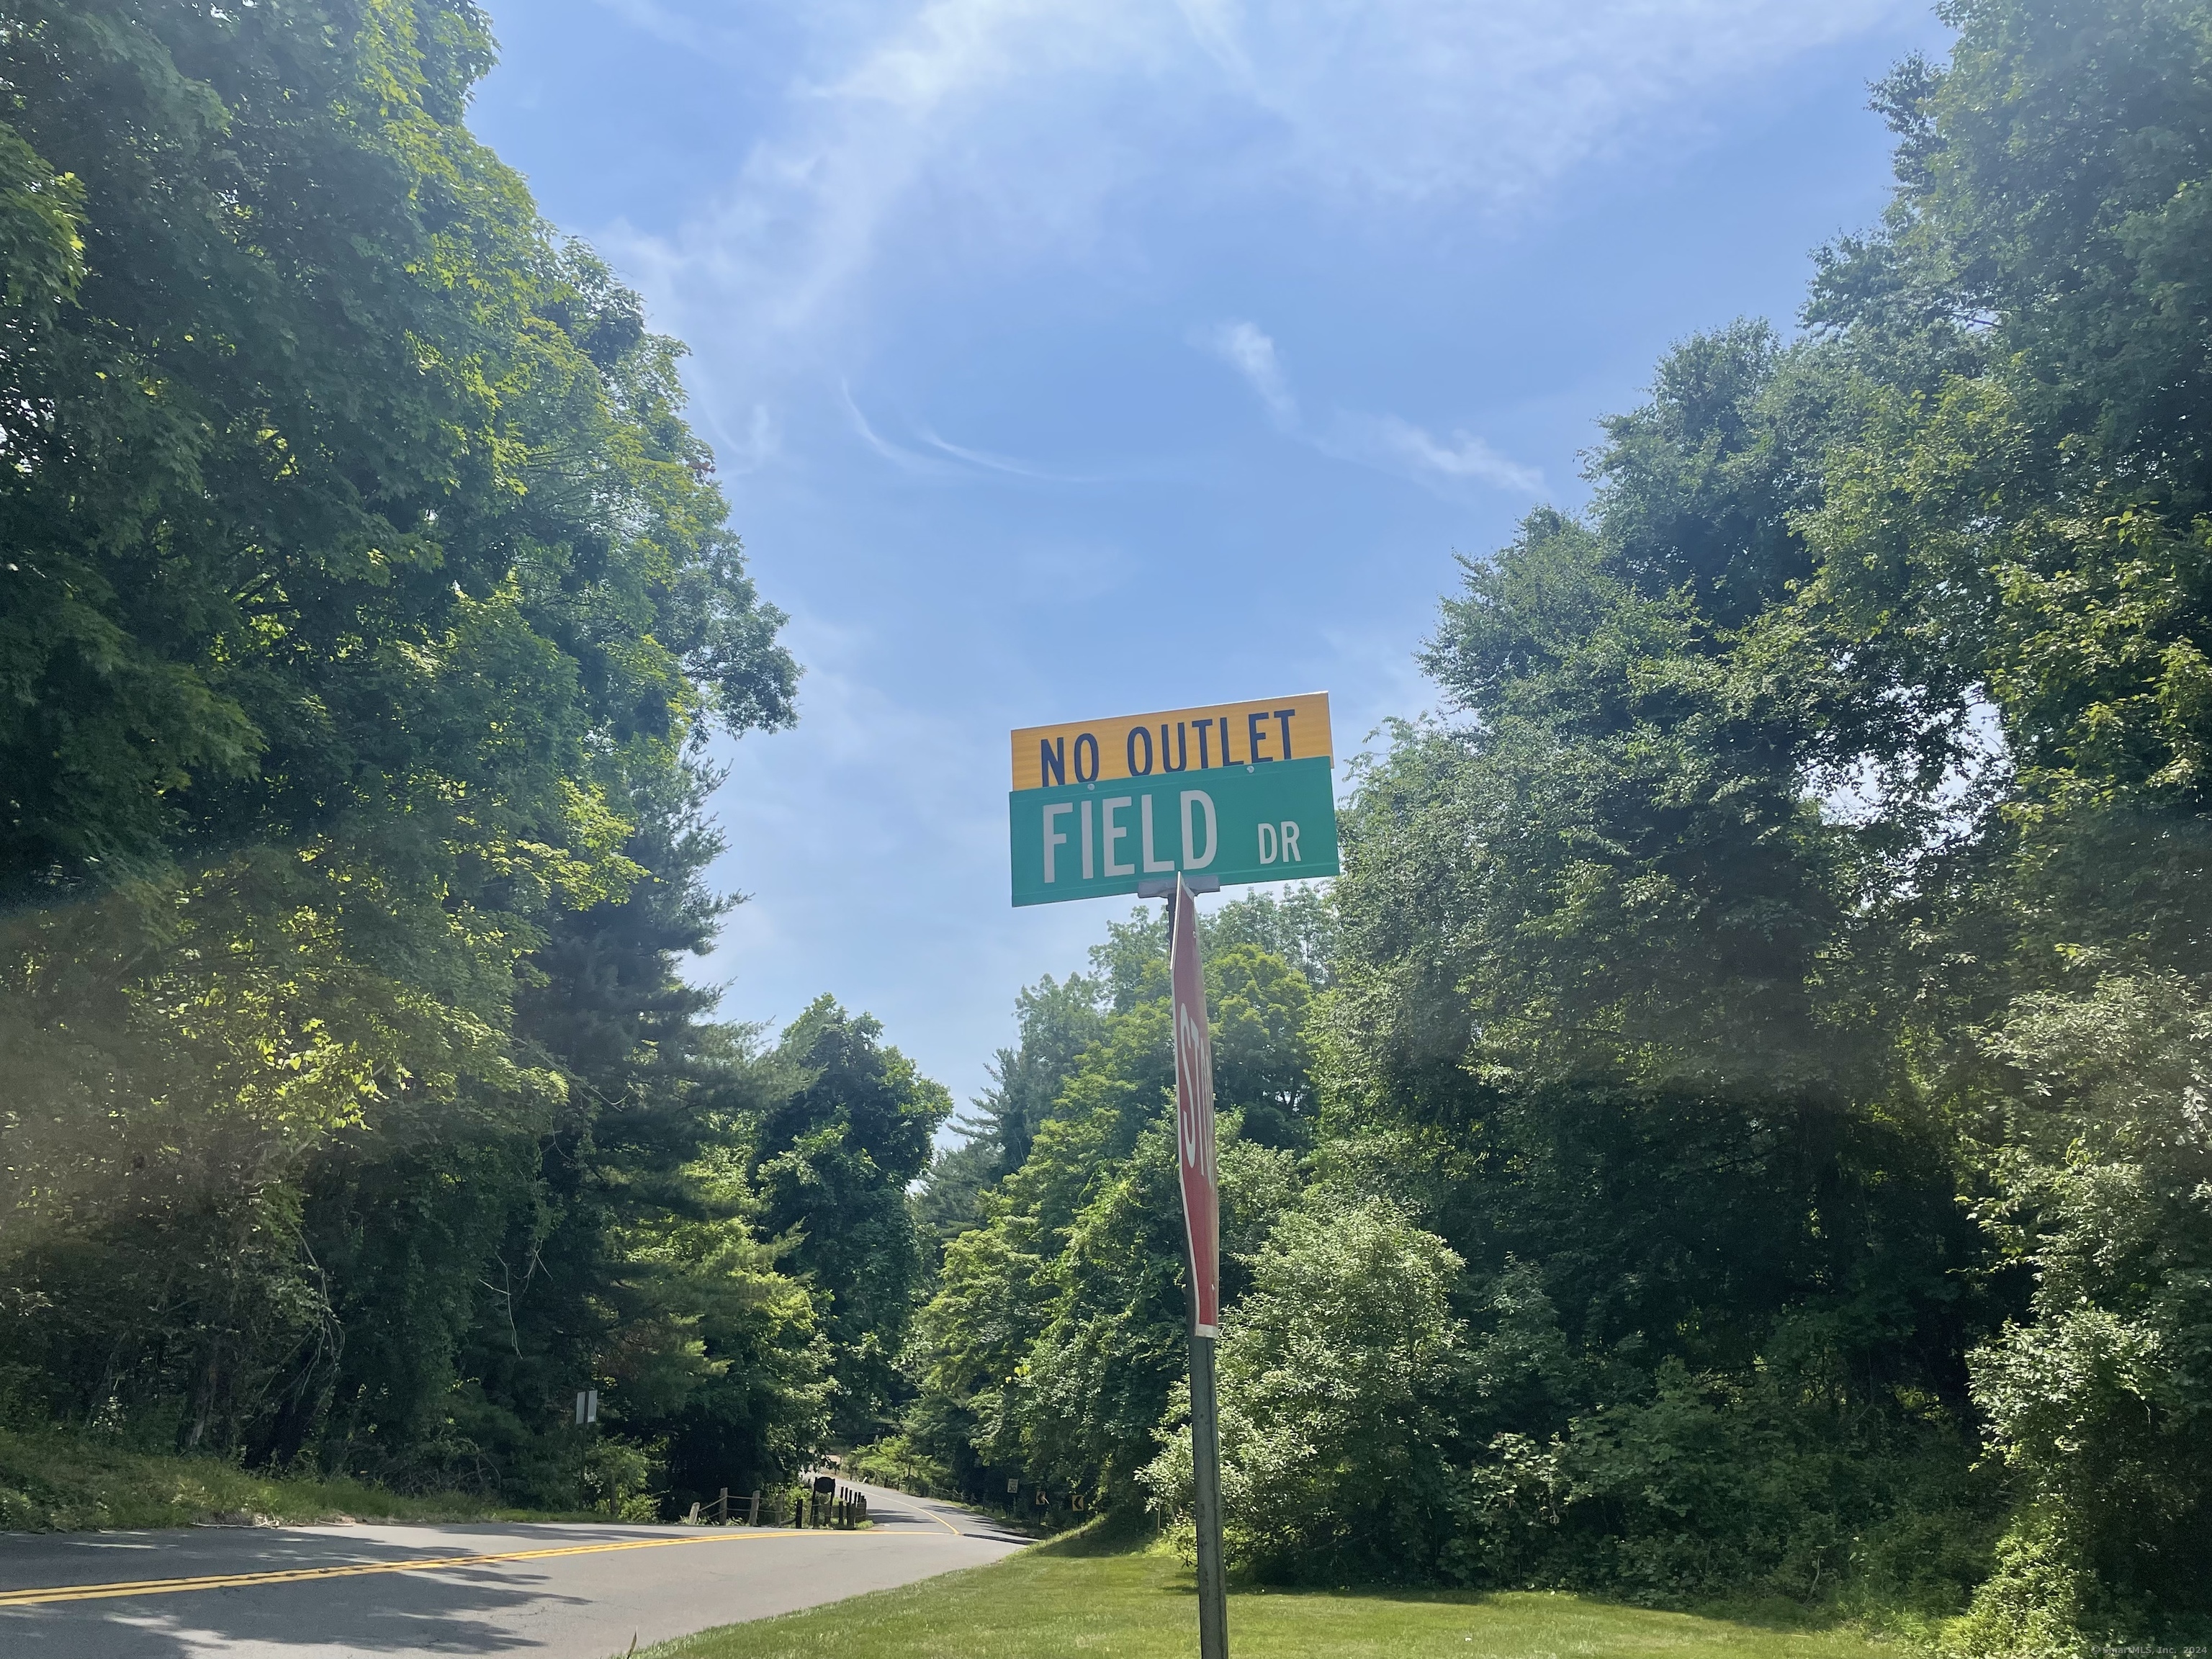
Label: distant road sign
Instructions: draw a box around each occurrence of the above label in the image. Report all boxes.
[1010,754,1339,906]
[1012,693,1331,791]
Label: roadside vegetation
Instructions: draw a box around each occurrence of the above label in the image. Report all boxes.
[0,1425,593,1532]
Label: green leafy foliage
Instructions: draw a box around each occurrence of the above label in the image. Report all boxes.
[1953,974,2212,1646]
[1145,1191,1475,1586]
[752,997,950,1442]
[0,0,913,1523]
[903,895,1318,1510]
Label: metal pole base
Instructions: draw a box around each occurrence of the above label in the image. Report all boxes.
[1191,1328,1228,1659]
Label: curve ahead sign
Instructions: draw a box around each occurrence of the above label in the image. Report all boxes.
[1008,694,1341,907]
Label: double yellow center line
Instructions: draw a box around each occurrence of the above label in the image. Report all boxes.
[1,1523,930,1610]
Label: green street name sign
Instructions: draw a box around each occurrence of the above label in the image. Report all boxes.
[1009,754,1339,907]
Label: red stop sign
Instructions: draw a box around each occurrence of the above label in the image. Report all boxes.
[1171,877,1219,1336]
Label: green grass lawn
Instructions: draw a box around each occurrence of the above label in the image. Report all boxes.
[642,1537,1900,1659]
[0,1426,588,1532]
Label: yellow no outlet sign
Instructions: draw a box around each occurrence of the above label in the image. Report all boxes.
[1007,694,1340,907]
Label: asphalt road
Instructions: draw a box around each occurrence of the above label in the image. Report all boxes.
[0,1479,1027,1658]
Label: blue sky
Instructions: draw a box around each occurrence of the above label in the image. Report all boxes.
[469,0,1950,1115]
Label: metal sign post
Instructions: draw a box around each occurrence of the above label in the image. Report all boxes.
[1007,691,1336,1659]
[1168,873,1228,1659]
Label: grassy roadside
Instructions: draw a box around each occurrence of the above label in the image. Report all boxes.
[640,1537,1903,1659]
[0,1426,588,1532]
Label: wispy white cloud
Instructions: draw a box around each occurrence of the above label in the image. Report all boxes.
[1195,320,1298,429]
[1333,413,1547,495]
[591,0,742,60]
[840,383,1108,482]
[590,0,1920,444]
[702,402,783,477]
[840,380,948,475]
[1199,318,1545,496]
[596,0,1167,364]
[916,428,1108,484]
[1177,0,1917,204]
